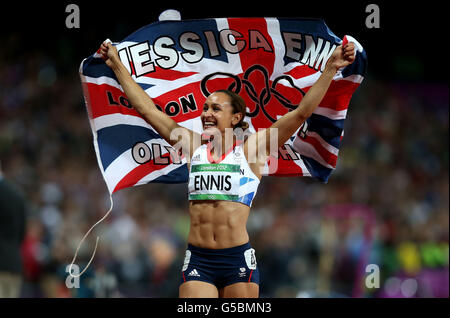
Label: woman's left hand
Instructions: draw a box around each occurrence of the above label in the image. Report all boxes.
[325,42,356,71]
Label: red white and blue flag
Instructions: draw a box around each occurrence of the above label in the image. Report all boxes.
[80,17,367,194]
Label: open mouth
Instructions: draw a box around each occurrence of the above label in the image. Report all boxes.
[203,120,217,129]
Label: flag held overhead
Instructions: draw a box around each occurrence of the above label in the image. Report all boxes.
[80,17,367,194]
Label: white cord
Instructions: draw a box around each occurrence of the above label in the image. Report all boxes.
[68,194,113,278]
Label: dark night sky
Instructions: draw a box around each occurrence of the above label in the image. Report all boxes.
[0,0,445,82]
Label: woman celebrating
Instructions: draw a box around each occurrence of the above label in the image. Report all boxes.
[99,39,355,298]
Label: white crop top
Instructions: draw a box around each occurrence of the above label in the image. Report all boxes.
[188,142,260,207]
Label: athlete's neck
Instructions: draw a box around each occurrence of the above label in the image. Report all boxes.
[208,129,236,159]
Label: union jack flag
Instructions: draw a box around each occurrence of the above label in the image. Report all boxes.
[79,17,367,194]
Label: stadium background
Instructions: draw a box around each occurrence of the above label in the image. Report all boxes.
[0,1,447,297]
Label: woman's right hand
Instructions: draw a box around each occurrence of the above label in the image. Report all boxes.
[99,41,120,69]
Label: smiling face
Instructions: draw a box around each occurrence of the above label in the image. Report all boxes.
[201,91,242,134]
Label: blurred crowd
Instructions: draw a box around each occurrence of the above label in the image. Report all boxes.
[0,33,448,298]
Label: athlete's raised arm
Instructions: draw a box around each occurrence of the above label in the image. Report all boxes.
[256,42,355,156]
[99,41,200,157]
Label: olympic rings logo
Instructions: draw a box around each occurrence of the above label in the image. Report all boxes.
[200,65,306,123]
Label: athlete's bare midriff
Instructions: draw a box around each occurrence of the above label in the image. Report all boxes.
[188,200,250,249]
